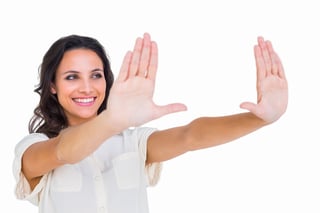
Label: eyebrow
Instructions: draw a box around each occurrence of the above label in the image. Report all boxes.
[61,68,104,75]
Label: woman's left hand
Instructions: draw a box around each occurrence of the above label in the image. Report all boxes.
[240,37,288,123]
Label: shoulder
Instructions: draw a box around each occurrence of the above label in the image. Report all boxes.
[20,133,49,141]
[14,133,49,156]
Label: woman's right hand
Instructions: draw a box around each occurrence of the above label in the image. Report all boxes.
[106,33,187,131]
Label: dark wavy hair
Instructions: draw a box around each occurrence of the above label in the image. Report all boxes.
[29,35,114,138]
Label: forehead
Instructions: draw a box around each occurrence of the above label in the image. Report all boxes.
[58,48,103,71]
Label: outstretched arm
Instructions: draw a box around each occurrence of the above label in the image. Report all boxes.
[146,36,288,164]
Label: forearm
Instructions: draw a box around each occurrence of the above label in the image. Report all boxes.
[146,112,268,164]
[56,110,121,164]
[186,112,268,151]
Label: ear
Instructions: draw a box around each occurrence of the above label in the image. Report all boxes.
[50,83,57,94]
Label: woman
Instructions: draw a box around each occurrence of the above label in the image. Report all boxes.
[13,33,288,213]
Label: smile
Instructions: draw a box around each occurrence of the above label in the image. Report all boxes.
[73,97,95,104]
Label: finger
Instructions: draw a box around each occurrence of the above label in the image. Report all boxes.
[276,52,286,79]
[116,51,132,82]
[258,37,272,76]
[240,101,263,118]
[266,41,278,76]
[128,37,143,77]
[154,103,187,119]
[240,101,256,112]
[137,33,151,77]
[266,41,285,78]
[254,42,266,83]
[146,41,158,80]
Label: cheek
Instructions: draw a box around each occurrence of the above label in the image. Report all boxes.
[55,83,76,99]
[97,81,107,96]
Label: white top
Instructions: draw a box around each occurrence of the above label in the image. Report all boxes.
[13,127,162,213]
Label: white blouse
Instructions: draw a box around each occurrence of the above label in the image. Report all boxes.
[13,127,162,213]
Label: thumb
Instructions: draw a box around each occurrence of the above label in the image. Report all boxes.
[240,101,264,120]
[154,103,187,119]
[239,101,257,113]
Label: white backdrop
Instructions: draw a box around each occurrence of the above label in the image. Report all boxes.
[1,0,319,212]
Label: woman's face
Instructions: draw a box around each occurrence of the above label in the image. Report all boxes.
[51,49,106,126]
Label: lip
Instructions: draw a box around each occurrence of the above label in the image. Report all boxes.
[72,97,96,106]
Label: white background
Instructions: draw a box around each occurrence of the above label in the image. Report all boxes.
[1,0,319,212]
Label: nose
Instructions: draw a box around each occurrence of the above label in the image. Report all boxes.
[79,79,93,94]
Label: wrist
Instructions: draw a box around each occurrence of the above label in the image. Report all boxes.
[100,110,128,134]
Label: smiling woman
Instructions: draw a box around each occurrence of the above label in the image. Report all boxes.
[12,33,288,213]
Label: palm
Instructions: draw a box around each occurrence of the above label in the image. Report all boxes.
[240,37,288,123]
[108,76,157,127]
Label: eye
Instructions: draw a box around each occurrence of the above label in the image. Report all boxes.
[92,72,104,79]
[65,74,78,80]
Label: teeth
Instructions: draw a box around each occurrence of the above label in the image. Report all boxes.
[74,98,94,103]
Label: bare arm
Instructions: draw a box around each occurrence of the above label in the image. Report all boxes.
[147,37,288,164]
[22,110,120,189]
[146,113,266,164]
